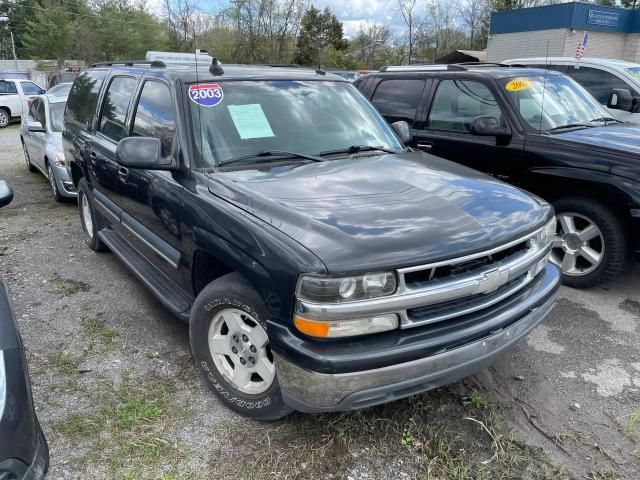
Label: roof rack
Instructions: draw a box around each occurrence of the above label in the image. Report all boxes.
[379,64,467,72]
[454,62,507,67]
[90,60,166,68]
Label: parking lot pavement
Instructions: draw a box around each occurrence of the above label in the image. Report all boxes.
[1,124,639,479]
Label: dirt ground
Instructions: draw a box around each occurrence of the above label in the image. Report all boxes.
[1,124,639,479]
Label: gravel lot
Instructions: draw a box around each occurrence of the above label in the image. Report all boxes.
[1,124,639,479]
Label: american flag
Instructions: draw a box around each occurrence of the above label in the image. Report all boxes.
[575,31,588,60]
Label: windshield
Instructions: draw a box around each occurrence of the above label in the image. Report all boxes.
[501,74,611,131]
[188,80,402,166]
[626,66,640,81]
[49,102,65,132]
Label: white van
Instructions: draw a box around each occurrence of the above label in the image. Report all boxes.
[502,57,640,124]
[0,78,46,128]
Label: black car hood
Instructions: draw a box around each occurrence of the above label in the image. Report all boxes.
[208,152,551,273]
[551,124,640,156]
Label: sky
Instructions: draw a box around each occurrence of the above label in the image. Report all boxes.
[312,0,399,37]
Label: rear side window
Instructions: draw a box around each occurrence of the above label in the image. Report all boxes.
[131,81,176,157]
[66,70,108,128]
[99,76,137,143]
[427,80,501,132]
[566,66,635,103]
[21,82,44,95]
[371,79,425,125]
[0,81,17,94]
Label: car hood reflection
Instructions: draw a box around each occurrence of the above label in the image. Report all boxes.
[208,152,551,273]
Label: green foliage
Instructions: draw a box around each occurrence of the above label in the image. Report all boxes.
[294,6,346,68]
[21,0,75,68]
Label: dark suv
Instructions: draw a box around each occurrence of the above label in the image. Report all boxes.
[356,65,640,288]
[63,60,559,419]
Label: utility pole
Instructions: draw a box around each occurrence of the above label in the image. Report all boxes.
[10,30,17,71]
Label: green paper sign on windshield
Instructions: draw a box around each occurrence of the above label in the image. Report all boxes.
[228,104,275,140]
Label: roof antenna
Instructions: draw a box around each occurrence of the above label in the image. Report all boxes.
[538,40,550,135]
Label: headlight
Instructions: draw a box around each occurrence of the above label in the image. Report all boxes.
[531,217,556,249]
[0,352,5,420]
[296,272,397,304]
[55,151,65,167]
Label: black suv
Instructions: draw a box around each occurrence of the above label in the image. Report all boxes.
[63,60,559,419]
[356,65,640,288]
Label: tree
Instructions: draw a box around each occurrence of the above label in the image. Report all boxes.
[350,23,391,69]
[397,0,422,64]
[294,6,345,68]
[22,0,75,68]
[459,0,488,49]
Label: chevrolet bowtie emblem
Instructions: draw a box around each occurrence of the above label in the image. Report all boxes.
[478,268,508,294]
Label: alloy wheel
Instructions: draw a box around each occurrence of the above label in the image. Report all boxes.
[0,111,8,127]
[81,192,94,239]
[207,308,275,395]
[551,212,605,276]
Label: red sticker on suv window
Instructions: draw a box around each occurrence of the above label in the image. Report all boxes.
[188,83,223,107]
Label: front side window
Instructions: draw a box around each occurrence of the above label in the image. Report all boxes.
[65,70,108,128]
[99,76,137,142]
[132,81,176,157]
[21,81,44,95]
[188,80,402,167]
[501,74,611,131]
[427,80,501,132]
[0,81,17,94]
[36,100,46,129]
[567,66,634,103]
[371,79,426,125]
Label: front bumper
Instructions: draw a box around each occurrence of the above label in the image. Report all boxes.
[276,264,559,412]
[52,164,77,198]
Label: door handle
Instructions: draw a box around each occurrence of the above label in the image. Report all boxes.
[118,166,129,183]
[416,141,433,151]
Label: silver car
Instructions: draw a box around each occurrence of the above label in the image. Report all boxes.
[20,93,76,201]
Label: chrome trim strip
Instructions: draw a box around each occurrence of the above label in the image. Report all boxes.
[94,198,119,223]
[121,221,179,269]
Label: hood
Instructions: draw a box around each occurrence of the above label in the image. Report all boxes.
[551,124,640,156]
[208,152,551,273]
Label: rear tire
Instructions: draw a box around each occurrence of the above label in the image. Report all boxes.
[551,197,628,288]
[0,109,9,128]
[77,179,107,252]
[190,272,293,421]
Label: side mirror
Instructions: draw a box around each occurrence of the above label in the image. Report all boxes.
[391,120,412,143]
[0,180,14,208]
[608,88,633,111]
[116,137,172,170]
[469,116,511,138]
[26,121,45,133]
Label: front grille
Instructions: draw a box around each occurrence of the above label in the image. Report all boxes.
[407,272,529,324]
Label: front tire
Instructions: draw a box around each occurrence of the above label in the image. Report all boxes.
[23,140,36,172]
[47,163,63,202]
[77,179,107,252]
[190,272,293,421]
[551,197,628,288]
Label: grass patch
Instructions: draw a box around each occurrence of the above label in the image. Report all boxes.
[46,351,82,375]
[48,272,90,296]
[81,315,116,347]
[626,408,640,437]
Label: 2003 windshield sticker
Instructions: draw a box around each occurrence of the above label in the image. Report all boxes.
[505,78,531,92]
[189,83,223,107]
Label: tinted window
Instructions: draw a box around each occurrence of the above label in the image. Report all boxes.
[49,103,65,132]
[0,81,17,94]
[21,82,44,95]
[66,70,108,128]
[371,79,425,125]
[36,99,46,128]
[567,66,634,103]
[99,76,137,142]
[427,80,501,132]
[132,81,176,157]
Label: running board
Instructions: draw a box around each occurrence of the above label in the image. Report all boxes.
[98,228,192,323]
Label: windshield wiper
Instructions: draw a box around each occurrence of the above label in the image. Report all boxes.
[589,116,623,123]
[219,150,324,167]
[319,145,400,156]
[547,123,592,132]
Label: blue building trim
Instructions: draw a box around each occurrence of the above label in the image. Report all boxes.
[490,2,640,35]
